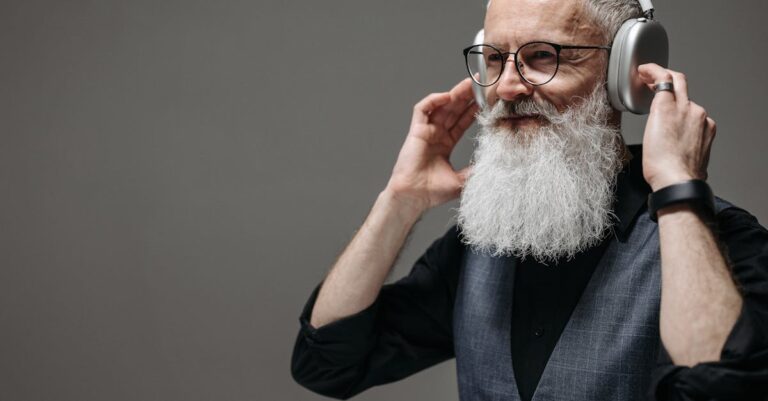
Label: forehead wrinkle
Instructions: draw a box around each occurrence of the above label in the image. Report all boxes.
[563,2,605,44]
[486,39,561,51]
[484,0,604,47]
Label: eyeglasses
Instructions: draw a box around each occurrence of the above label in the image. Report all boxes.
[462,42,611,87]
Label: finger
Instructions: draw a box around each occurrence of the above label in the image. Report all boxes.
[643,67,690,104]
[413,92,451,125]
[702,117,716,170]
[668,71,689,103]
[690,102,709,126]
[637,63,676,103]
[448,78,476,105]
[437,79,477,125]
[457,165,474,185]
[444,97,476,129]
[430,107,456,127]
[449,102,479,143]
[704,116,717,145]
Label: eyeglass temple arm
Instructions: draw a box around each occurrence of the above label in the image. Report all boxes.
[560,45,612,50]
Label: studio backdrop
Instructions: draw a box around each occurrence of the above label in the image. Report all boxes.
[1,0,766,400]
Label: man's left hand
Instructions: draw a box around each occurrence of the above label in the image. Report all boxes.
[638,63,716,192]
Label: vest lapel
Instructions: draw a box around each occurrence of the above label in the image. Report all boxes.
[454,249,522,401]
[531,220,662,401]
[454,214,664,401]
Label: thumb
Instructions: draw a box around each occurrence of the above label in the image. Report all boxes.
[457,165,474,184]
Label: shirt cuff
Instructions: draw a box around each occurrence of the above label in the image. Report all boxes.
[720,301,768,359]
[298,282,381,362]
[651,303,768,400]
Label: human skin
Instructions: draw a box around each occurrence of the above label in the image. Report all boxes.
[483,0,616,123]
[309,0,742,368]
[308,78,477,328]
[638,63,742,366]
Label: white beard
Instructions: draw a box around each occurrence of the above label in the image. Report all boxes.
[456,84,624,263]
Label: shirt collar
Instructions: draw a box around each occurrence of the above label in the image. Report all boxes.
[613,144,652,241]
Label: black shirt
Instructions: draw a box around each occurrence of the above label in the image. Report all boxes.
[291,145,768,400]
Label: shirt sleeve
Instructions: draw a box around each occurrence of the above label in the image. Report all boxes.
[651,206,768,401]
[290,224,464,400]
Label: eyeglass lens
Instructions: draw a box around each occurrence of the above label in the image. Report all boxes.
[466,43,559,86]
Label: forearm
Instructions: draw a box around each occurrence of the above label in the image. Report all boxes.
[657,204,743,366]
[308,79,475,329]
[309,188,426,328]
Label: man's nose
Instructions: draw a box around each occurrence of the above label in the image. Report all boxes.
[494,57,534,102]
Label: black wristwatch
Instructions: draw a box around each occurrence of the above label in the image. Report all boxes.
[647,179,715,223]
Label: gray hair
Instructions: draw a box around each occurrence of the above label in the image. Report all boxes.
[581,0,644,42]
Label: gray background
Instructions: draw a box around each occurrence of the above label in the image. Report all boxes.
[1,0,766,400]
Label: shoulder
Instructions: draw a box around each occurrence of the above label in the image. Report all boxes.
[402,223,467,299]
[422,223,467,264]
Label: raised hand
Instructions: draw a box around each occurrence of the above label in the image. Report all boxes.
[385,78,479,213]
[638,63,716,192]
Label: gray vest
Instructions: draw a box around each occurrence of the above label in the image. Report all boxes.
[453,199,731,401]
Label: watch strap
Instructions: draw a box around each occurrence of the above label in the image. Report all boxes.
[647,179,714,222]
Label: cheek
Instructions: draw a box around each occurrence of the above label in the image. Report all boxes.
[483,86,498,105]
[481,71,602,110]
[538,74,601,111]
[534,85,576,113]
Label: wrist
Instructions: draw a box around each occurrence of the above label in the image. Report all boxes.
[647,179,715,223]
[656,203,708,222]
[378,187,428,223]
[648,173,696,192]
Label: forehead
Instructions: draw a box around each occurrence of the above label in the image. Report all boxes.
[484,0,603,47]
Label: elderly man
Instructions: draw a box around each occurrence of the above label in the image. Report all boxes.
[291,0,768,400]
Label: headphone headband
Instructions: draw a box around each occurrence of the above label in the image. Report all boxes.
[638,0,654,14]
[484,1,654,10]
[470,0,667,114]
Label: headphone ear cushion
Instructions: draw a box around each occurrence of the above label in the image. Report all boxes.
[607,18,669,115]
[470,29,487,108]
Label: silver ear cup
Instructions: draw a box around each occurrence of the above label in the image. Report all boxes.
[607,18,669,114]
[470,29,487,108]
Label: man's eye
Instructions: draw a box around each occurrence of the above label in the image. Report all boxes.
[487,53,503,63]
[530,51,555,60]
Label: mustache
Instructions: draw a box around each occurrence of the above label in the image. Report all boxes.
[477,97,561,127]
[503,98,558,118]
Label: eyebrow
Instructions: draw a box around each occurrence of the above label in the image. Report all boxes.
[486,39,557,50]
[485,40,610,51]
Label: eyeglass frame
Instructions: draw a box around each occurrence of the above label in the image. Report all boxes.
[462,41,612,87]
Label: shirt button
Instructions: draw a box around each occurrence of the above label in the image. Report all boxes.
[533,326,545,338]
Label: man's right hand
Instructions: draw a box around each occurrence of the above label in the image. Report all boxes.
[385,78,479,214]
[309,79,479,330]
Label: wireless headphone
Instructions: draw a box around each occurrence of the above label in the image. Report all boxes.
[469,0,668,115]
